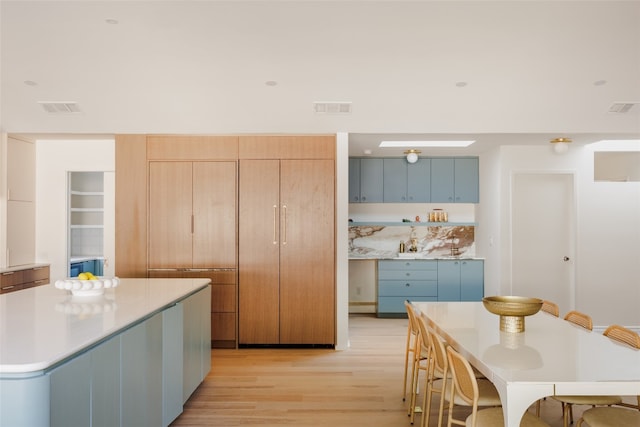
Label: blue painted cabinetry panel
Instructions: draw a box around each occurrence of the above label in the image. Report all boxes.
[377,259,484,316]
[377,260,438,316]
[431,157,479,203]
[349,158,384,202]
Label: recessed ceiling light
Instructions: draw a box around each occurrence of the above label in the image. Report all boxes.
[105,19,119,24]
[379,140,475,148]
[593,80,607,86]
[455,82,468,88]
[588,139,640,152]
[265,81,278,86]
[24,80,37,86]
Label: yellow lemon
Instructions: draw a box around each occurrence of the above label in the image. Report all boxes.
[78,272,89,280]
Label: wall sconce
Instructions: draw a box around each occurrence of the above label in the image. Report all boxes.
[550,137,572,154]
[404,149,421,163]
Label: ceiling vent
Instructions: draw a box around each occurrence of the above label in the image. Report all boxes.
[38,101,82,114]
[608,102,637,114]
[313,102,352,114]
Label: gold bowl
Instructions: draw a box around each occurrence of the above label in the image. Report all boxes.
[482,296,543,333]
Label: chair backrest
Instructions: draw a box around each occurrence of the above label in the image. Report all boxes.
[427,328,449,378]
[541,300,559,317]
[603,324,640,349]
[415,314,432,354]
[405,300,419,335]
[446,346,480,423]
[564,310,593,330]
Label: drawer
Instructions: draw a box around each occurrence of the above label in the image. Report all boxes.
[379,281,438,297]
[0,283,23,294]
[378,296,437,313]
[378,269,437,281]
[25,266,50,282]
[211,284,236,312]
[22,278,50,290]
[0,270,25,287]
[378,260,437,271]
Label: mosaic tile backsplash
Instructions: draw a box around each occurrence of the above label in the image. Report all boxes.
[349,225,475,258]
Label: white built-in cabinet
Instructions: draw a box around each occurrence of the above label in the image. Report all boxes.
[3,137,36,267]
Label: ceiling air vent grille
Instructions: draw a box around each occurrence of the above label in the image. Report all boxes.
[39,102,82,114]
[313,102,352,114]
[608,102,637,114]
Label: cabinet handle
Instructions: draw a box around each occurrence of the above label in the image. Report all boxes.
[1,272,15,276]
[191,215,194,234]
[282,204,288,245]
[273,205,278,245]
[2,285,15,290]
[405,283,410,287]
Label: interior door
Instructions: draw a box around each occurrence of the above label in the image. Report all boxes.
[238,160,280,344]
[279,159,335,344]
[148,162,193,268]
[512,173,575,313]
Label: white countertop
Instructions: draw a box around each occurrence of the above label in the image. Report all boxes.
[0,278,210,375]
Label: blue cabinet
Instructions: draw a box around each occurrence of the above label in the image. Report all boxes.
[349,158,383,202]
[377,259,484,316]
[70,259,104,277]
[383,158,431,203]
[431,157,479,203]
[437,259,484,301]
[350,156,476,204]
[377,260,438,317]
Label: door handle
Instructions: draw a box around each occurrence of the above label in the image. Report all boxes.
[563,256,570,262]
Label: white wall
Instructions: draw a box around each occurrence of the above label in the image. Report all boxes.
[35,140,115,282]
[491,145,640,328]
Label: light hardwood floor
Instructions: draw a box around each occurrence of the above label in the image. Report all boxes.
[171,314,595,426]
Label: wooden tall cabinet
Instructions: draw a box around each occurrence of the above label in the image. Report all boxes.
[148,161,236,269]
[238,136,335,346]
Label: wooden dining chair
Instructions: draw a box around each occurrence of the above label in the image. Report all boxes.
[541,300,559,317]
[563,310,593,330]
[403,300,420,402]
[406,301,431,423]
[603,324,640,349]
[445,346,549,427]
[576,401,640,427]
[552,311,622,427]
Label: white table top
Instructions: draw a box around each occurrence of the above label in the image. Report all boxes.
[413,301,640,427]
[0,278,210,375]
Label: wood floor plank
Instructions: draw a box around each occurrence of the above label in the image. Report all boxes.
[171,314,611,427]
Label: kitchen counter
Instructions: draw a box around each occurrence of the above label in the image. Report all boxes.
[0,277,212,427]
[0,277,209,374]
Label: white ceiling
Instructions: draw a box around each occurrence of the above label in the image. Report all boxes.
[2,1,639,156]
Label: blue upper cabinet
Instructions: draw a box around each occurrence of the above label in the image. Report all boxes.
[350,158,383,203]
[431,157,479,203]
[407,159,431,202]
[454,157,479,203]
[348,158,361,202]
[383,159,407,202]
[430,158,455,203]
[350,156,477,203]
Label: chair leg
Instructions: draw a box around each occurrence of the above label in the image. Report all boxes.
[403,327,413,401]
[562,403,571,427]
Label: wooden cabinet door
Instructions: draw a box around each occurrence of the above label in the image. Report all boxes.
[149,162,193,268]
[192,162,237,268]
[279,160,335,345]
[238,160,280,344]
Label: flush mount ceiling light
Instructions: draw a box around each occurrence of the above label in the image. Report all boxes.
[404,149,421,163]
[379,140,475,148]
[550,137,572,154]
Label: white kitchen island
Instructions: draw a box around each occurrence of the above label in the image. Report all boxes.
[0,277,211,427]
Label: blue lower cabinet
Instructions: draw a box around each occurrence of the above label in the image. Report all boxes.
[377,259,484,316]
[377,260,438,317]
[437,260,484,302]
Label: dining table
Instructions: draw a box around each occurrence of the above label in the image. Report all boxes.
[412,301,640,427]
